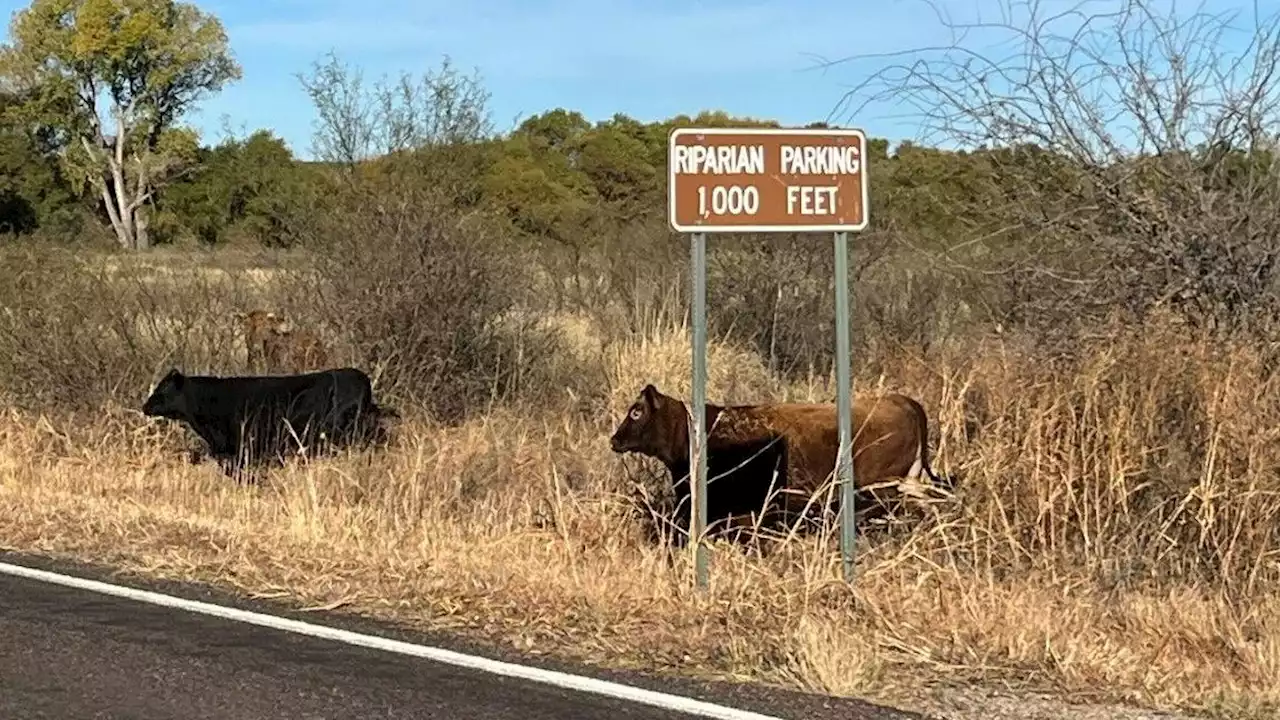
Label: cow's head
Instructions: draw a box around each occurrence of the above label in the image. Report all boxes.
[142,368,189,420]
[263,320,328,371]
[609,384,685,463]
[233,309,282,340]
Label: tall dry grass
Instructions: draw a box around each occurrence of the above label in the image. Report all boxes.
[1,248,1279,718]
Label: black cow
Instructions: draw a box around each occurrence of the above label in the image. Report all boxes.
[141,367,399,477]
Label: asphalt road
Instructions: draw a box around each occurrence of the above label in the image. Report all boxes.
[0,563,928,720]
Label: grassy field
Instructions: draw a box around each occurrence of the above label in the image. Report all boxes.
[1,246,1278,719]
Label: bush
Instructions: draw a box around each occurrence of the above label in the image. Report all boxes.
[0,245,263,411]
[283,174,560,422]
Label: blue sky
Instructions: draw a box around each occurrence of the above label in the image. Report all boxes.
[1,0,1272,160]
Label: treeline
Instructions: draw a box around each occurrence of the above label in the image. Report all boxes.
[10,71,1280,342]
[7,0,1280,416]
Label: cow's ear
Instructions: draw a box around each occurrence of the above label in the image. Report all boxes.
[163,368,184,386]
[641,383,658,405]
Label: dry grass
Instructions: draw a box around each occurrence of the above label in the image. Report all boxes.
[2,307,1280,720]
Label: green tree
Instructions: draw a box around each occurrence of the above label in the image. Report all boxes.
[0,0,241,249]
[157,129,311,247]
[573,115,660,217]
[515,108,590,151]
[0,88,79,236]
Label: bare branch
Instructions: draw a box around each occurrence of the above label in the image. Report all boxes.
[824,0,1280,336]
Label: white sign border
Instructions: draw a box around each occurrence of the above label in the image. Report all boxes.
[667,126,871,234]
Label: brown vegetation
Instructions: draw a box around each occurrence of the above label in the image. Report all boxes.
[2,235,1280,717]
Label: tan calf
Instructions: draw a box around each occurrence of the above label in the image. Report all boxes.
[265,317,329,372]
[233,309,330,373]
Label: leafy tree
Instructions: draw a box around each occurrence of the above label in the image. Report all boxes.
[0,88,79,236]
[515,108,591,151]
[484,134,596,240]
[156,129,311,246]
[0,0,241,249]
[573,115,661,217]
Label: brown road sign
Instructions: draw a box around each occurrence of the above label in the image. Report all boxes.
[667,127,869,234]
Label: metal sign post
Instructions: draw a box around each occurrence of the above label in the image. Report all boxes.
[667,127,870,588]
[689,231,709,589]
[833,230,856,581]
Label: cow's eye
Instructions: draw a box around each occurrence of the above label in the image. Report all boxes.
[629,407,642,420]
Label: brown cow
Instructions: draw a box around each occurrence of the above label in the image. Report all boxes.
[233,309,329,373]
[608,383,948,546]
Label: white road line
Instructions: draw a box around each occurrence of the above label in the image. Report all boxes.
[0,559,783,720]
